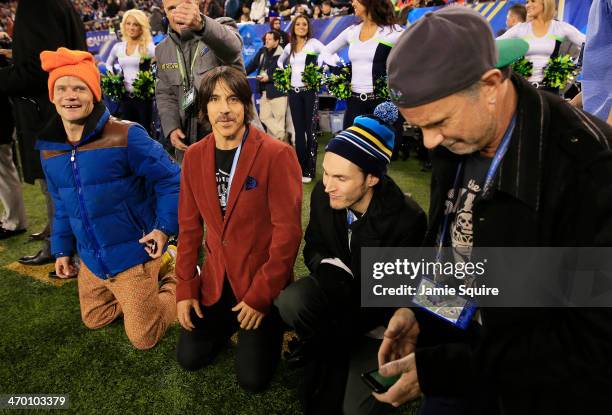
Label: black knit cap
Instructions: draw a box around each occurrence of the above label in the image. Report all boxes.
[387,7,496,108]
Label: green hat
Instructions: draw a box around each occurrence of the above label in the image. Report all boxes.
[495,38,529,69]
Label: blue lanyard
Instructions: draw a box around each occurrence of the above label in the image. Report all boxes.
[346,209,357,226]
[481,115,516,197]
[225,127,250,204]
[436,115,516,258]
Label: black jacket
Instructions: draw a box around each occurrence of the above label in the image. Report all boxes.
[245,45,286,100]
[416,74,612,414]
[0,56,13,145]
[304,176,427,331]
[0,0,86,183]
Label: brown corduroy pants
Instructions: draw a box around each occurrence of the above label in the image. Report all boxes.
[77,257,177,350]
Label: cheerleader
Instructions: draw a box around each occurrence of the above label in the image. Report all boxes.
[323,0,403,129]
[498,0,585,92]
[278,15,325,183]
[105,9,155,131]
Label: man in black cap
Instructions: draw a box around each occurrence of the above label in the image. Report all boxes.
[374,7,612,415]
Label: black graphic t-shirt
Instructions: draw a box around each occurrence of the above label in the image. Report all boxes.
[446,153,492,265]
[215,147,238,215]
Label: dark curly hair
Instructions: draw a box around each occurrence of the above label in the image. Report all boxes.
[357,0,397,27]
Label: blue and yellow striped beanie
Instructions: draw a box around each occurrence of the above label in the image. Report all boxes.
[325,102,398,177]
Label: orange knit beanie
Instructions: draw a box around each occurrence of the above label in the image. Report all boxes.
[40,47,101,102]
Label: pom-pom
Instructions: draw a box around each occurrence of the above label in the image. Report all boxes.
[132,70,155,100]
[374,102,399,125]
[273,66,291,94]
[511,56,533,79]
[101,72,125,101]
[323,65,351,100]
[302,63,323,93]
[543,54,578,90]
[374,75,390,100]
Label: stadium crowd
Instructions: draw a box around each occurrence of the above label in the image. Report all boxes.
[0,0,489,34]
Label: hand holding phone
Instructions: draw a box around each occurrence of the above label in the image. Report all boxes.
[139,229,168,259]
[361,368,400,393]
[371,353,422,407]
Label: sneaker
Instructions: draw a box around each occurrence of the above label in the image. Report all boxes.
[302,177,312,184]
[159,244,177,277]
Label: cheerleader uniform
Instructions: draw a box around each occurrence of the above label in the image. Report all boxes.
[498,20,585,90]
[278,38,325,180]
[105,41,156,132]
[323,23,403,128]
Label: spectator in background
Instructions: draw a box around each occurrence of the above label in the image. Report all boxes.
[321,1,334,17]
[270,17,289,47]
[106,0,120,17]
[278,0,292,18]
[106,9,156,132]
[201,0,224,18]
[0,33,27,240]
[314,1,341,18]
[496,3,526,36]
[331,0,352,14]
[0,0,87,266]
[240,2,252,19]
[250,0,268,23]
[245,31,288,141]
[225,0,242,20]
[292,2,312,18]
[155,0,243,162]
[149,5,166,34]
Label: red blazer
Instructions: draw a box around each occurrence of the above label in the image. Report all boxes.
[175,126,303,313]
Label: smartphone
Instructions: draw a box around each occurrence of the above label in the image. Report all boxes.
[361,369,400,393]
[146,239,158,255]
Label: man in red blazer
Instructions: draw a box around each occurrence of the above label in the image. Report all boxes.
[174,66,303,392]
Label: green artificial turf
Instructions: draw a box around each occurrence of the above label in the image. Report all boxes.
[0,134,430,414]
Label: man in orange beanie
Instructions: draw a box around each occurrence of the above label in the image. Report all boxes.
[35,47,181,350]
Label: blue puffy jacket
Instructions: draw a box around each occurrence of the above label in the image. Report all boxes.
[36,103,180,279]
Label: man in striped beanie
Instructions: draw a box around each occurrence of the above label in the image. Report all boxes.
[275,103,427,414]
[325,102,398,181]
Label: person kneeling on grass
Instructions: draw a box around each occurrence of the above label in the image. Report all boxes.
[36,47,180,350]
[274,103,427,415]
[174,66,303,392]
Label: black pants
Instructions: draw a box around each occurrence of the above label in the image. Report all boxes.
[343,96,384,129]
[275,275,394,415]
[288,90,317,178]
[343,96,406,159]
[176,280,283,393]
[120,97,153,134]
